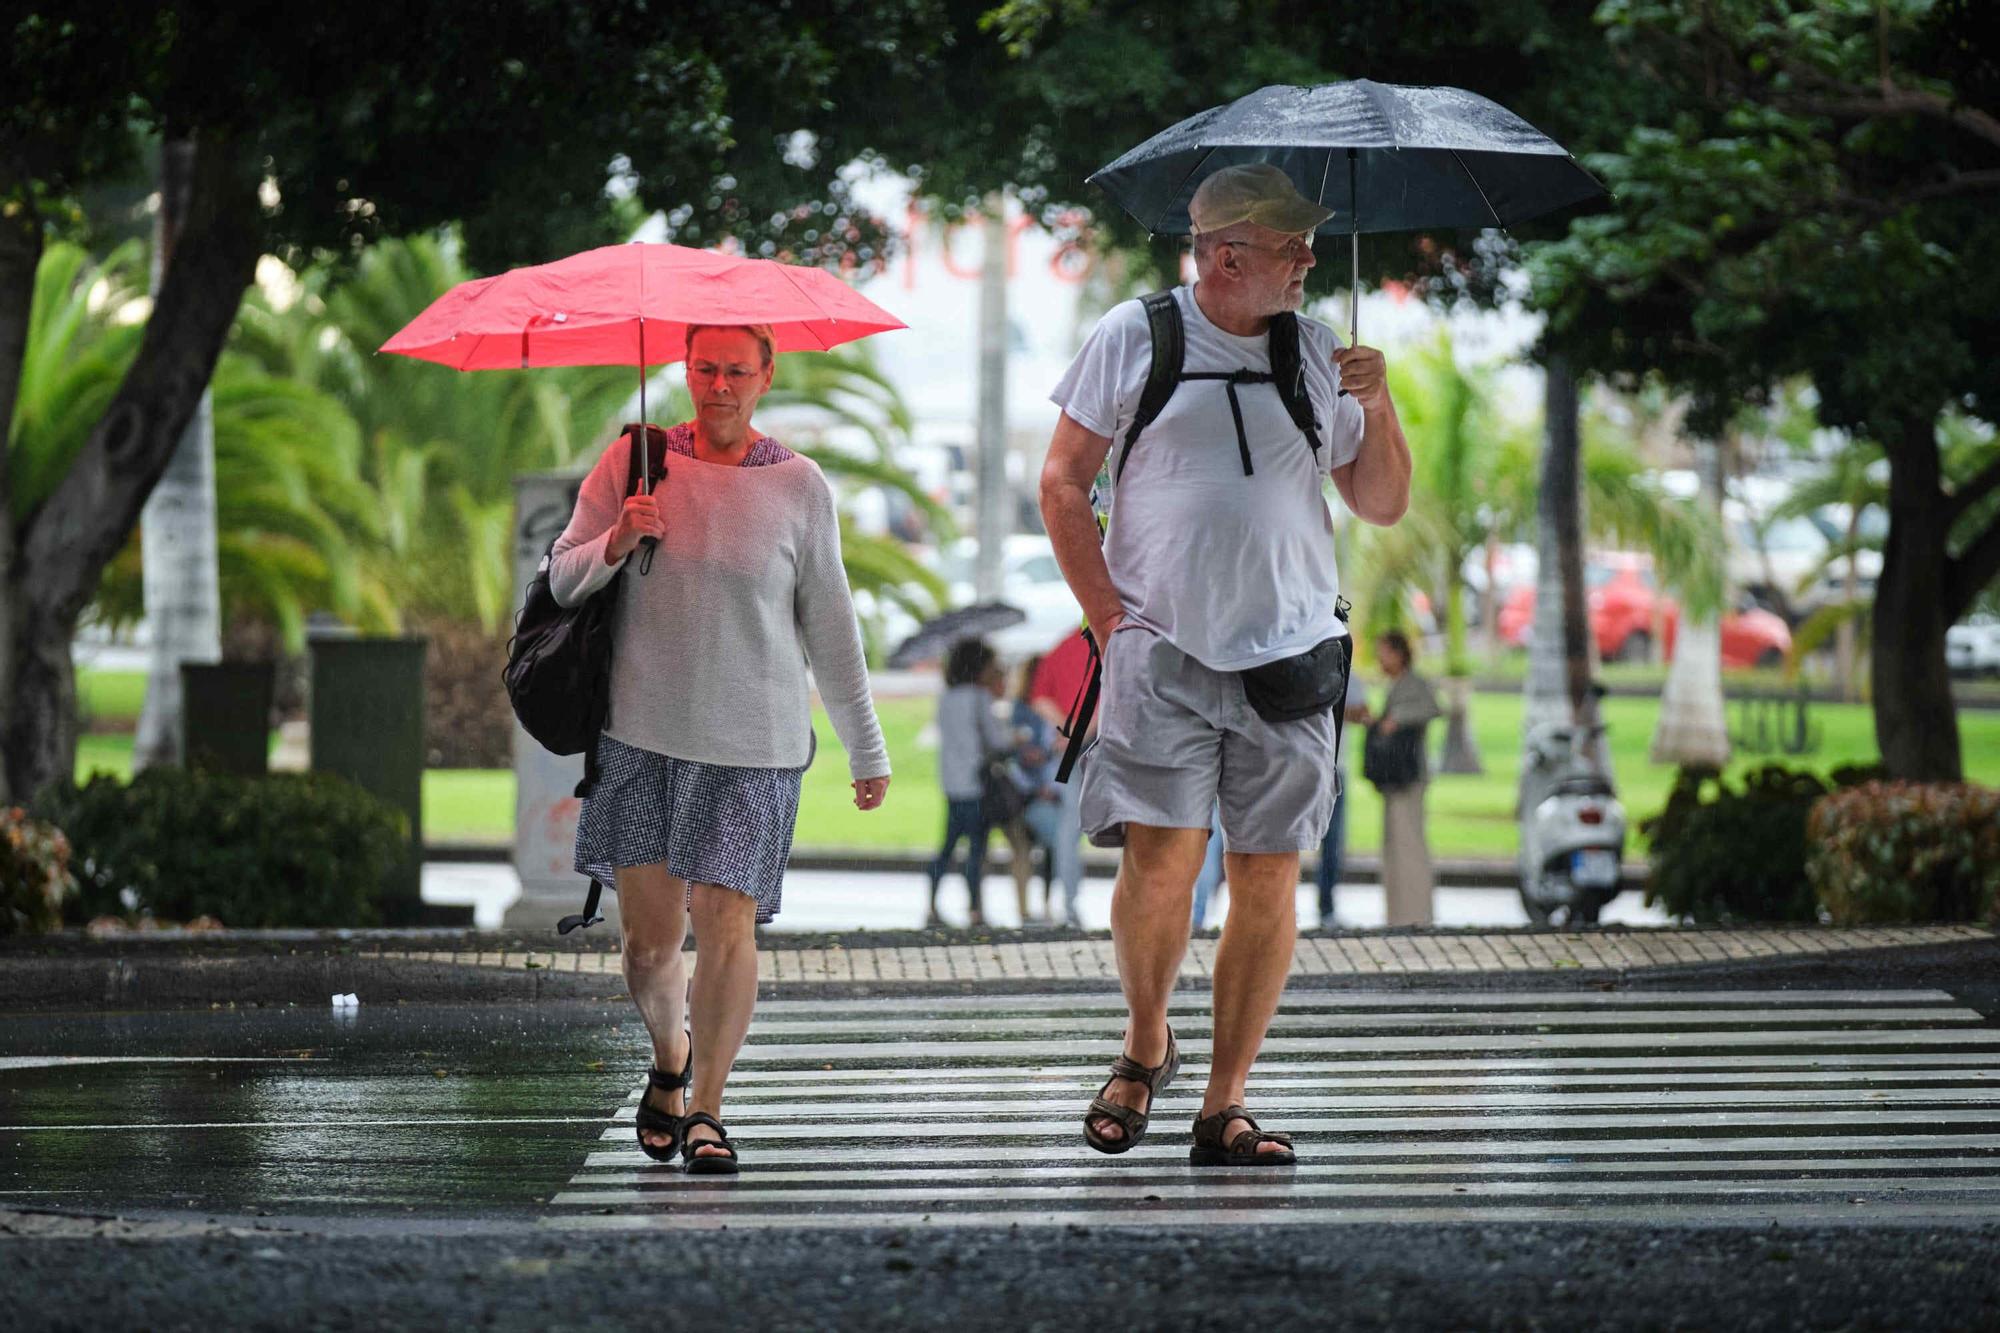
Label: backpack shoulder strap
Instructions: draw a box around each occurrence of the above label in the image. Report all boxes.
[1266,312,1325,461]
[1114,291,1185,481]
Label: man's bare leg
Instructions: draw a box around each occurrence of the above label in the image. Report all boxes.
[683,883,760,1162]
[617,864,692,1152]
[1203,849,1299,1155]
[1087,823,1208,1144]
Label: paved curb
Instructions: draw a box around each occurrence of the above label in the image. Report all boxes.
[2,925,1991,1011]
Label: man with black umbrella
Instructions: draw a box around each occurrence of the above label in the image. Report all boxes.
[1040,164,1411,1165]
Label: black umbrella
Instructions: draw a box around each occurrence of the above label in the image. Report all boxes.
[1088,80,1605,344]
[887,602,1027,670]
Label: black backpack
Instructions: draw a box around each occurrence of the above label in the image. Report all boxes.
[502,424,665,931]
[1113,290,1327,483]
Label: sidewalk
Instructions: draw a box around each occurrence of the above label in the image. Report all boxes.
[3,921,1991,1010]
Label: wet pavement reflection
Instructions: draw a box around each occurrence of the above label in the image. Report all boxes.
[0,1002,640,1218]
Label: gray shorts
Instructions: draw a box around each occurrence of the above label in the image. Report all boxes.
[1078,621,1341,854]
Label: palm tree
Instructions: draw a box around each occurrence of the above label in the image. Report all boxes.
[92,340,400,652]
[7,242,146,524]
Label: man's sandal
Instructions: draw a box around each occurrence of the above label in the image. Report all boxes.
[679,1112,741,1176]
[1190,1104,1296,1166]
[634,1051,692,1163]
[1082,1027,1180,1155]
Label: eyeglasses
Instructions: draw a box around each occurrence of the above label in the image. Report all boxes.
[688,361,762,387]
[1221,234,1316,261]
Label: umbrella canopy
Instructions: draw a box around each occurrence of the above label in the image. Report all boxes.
[887,602,1027,670]
[1088,80,1604,237]
[379,242,906,371]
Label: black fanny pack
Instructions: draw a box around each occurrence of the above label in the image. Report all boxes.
[1237,600,1354,725]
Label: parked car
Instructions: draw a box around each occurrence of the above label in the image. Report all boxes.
[1497,553,1792,669]
[1947,614,2000,677]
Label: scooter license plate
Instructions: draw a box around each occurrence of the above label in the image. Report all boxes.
[1572,849,1619,889]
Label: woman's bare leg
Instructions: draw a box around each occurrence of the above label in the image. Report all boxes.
[616,863,691,1151]
[683,882,760,1160]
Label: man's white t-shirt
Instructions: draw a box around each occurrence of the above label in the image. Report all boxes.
[1050,284,1366,672]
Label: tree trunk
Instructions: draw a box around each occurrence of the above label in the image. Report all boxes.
[1522,355,1611,812]
[1870,421,1962,781]
[0,201,43,805]
[1834,503,1860,701]
[2,135,260,804]
[1651,440,1731,768]
[973,192,1009,601]
[134,137,224,770]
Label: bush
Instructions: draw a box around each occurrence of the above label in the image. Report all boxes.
[1808,782,2000,925]
[1641,763,1884,924]
[1,807,78,935]
[37,769,407,928]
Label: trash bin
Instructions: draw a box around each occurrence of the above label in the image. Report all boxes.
[180,661,275,777]
[309,632,429,924]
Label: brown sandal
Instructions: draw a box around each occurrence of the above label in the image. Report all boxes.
[1082,1027,1179,1155]
[1191,1104,1296,1166]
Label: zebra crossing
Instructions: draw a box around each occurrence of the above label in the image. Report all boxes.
[545,987,2000,1230]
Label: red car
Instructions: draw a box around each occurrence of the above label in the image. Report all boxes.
[1497,555,1792,669]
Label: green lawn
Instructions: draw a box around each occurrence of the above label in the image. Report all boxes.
[78,669,148,726]
[70,692,2000,860]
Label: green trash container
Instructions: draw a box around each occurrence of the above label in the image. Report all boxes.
[180,661,275,777]
[309,633,429,924]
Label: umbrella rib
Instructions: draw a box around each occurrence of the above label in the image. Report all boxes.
[773,264,844,351]
[1449,149,1506,228]
[1159,146,1219,234]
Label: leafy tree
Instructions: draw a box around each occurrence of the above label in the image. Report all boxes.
[0,1,950,802]
[1525,0,2000,779]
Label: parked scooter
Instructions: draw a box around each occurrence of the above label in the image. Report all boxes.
[1517,714,1628,925]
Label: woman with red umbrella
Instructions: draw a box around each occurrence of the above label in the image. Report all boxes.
[548,322,892,1175]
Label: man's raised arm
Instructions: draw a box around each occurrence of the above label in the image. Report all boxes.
[1329,344,1412,526]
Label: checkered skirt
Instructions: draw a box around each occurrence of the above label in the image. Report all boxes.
[573,733,804,923]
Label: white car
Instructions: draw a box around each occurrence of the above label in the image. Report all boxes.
[1947,615,2000,677]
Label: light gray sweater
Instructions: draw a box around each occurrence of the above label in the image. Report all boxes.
[548,434,889,780]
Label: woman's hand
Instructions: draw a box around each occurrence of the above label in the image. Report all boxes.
[606,494,666,563]
[1377,716,1399,736]
[852,775,890,811]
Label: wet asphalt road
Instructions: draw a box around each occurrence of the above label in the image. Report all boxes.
[2,1002,638,1220]
[6,986,2000,1329]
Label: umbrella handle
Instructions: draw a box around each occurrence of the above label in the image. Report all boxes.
[1338,148,1359,398]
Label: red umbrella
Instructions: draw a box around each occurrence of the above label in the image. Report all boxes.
[380,241,906,488]
[381,241,905,369]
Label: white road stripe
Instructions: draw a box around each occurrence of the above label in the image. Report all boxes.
[548,1203,2000,1230]
[566,1156,2000,1185]
[607,1086,2000,1121]
[711,1052,2000,1083]
[582,1133,2000,1168]
[547,1176,2000,1207]
[721,1030,2000,1061]
[749,989,1961,1015]
[734,1007,1985,1037]
[594,1108,2000,1141]
[624,1068,2000,1101]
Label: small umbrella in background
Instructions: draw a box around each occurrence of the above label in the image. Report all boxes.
[1088,79,1605,346]
[887,602,1027,670]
